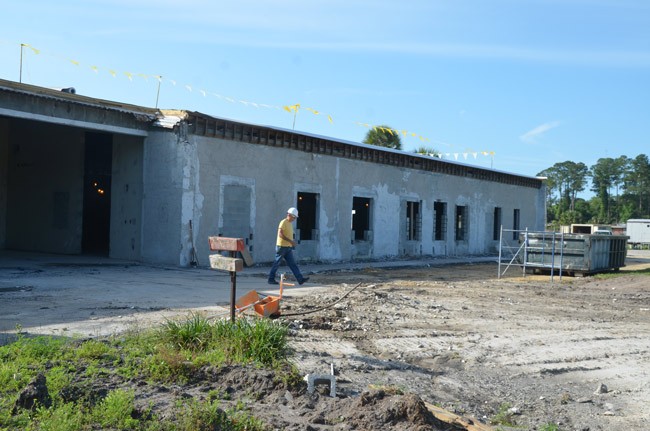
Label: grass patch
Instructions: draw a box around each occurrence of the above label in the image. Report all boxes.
[92,389,140,430]
[489,402,516,427]
[0,316,291,430]
[595,267,650,279]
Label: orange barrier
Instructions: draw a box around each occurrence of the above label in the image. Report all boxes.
[234,274,292,318]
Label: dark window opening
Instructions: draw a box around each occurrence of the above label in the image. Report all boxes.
[455,205,468,241]
[406,201,421,241]
[82,132,113,255]
[513,209,520,240]
[352,197,372,241]
[297,192,318,241]
[493,207,502,241]
[434,201,447,241]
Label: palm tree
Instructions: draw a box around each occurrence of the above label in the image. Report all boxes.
[413,146,441,157]
[363,125,402,150]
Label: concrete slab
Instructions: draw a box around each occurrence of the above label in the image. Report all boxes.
[0,250,497,341]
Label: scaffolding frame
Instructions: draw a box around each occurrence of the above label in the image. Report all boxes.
[498,227,565,282]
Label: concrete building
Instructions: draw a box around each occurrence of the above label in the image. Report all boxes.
[0,79,546,266]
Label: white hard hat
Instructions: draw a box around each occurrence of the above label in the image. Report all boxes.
[287,207,299,217]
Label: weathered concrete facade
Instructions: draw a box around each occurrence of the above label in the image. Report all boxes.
[0,79,545,266]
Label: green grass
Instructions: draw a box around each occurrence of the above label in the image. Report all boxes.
[0,315,290,430]
[595,267,650,279]
[92,389,140,430]
[489,402,516,427]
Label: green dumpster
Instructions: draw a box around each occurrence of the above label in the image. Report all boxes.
[519,233,628,276]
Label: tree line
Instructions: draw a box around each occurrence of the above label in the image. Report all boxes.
[538,154,650,227]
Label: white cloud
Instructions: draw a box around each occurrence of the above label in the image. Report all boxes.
[520,121,561,144]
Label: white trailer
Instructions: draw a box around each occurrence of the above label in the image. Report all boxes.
[626,219,650,248]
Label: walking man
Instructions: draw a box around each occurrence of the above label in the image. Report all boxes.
[268,207,310,285]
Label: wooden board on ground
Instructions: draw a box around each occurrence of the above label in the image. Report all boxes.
[425,402,494,431]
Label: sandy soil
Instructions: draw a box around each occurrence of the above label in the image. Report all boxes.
[2,251,650,430]
[281,255,650,430]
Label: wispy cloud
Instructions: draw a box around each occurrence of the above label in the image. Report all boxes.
[520,121,561,144]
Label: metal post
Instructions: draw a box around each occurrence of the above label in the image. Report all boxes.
[560,232,564,281]
[523,228,528,277]
[19,44,24,83]
[229,251,236,323]
[498,225,503,279]
[155,75,162,108]
[550,232,556,282]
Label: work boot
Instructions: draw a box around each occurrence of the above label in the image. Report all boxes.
[299,277,310,285]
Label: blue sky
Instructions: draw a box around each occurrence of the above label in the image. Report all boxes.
[1,0,648,180]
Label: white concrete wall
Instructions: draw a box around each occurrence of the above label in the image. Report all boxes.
[140,130,185,264]
[186,135,545,265]
[109,135,144,261]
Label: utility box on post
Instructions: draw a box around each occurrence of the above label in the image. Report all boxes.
[208,236,245,322]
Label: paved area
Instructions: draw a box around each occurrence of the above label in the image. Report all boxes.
[0,250,496,341]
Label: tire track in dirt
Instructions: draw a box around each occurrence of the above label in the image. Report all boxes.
[286,264,650,430]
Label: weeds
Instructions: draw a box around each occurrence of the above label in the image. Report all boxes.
[595,267,650,279]
[490,402,516,426]
[161,313,213,351]
[93,389,140,430]
[33,402,85,431]
[0,316,291,430]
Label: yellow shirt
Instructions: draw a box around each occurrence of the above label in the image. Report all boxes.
[277,218,294,247]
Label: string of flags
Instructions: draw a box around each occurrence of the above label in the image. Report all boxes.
[354,122,495,161]
[13,42,495,161]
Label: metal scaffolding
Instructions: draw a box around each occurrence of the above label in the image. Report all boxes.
[498,227,565,282]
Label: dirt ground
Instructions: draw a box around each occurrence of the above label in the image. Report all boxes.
[279,254,650,430]
[3,251,650,430]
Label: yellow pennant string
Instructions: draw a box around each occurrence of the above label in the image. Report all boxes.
[21,43,40,55]
[12,42,496,158]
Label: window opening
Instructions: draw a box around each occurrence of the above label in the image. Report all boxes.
[297,192,318,241]
[455,205,468,241]
[352,197,372,241]
[434,201,447,241]
[493,207,502,241]
[406,201,421,241]
[513,209,520,240]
